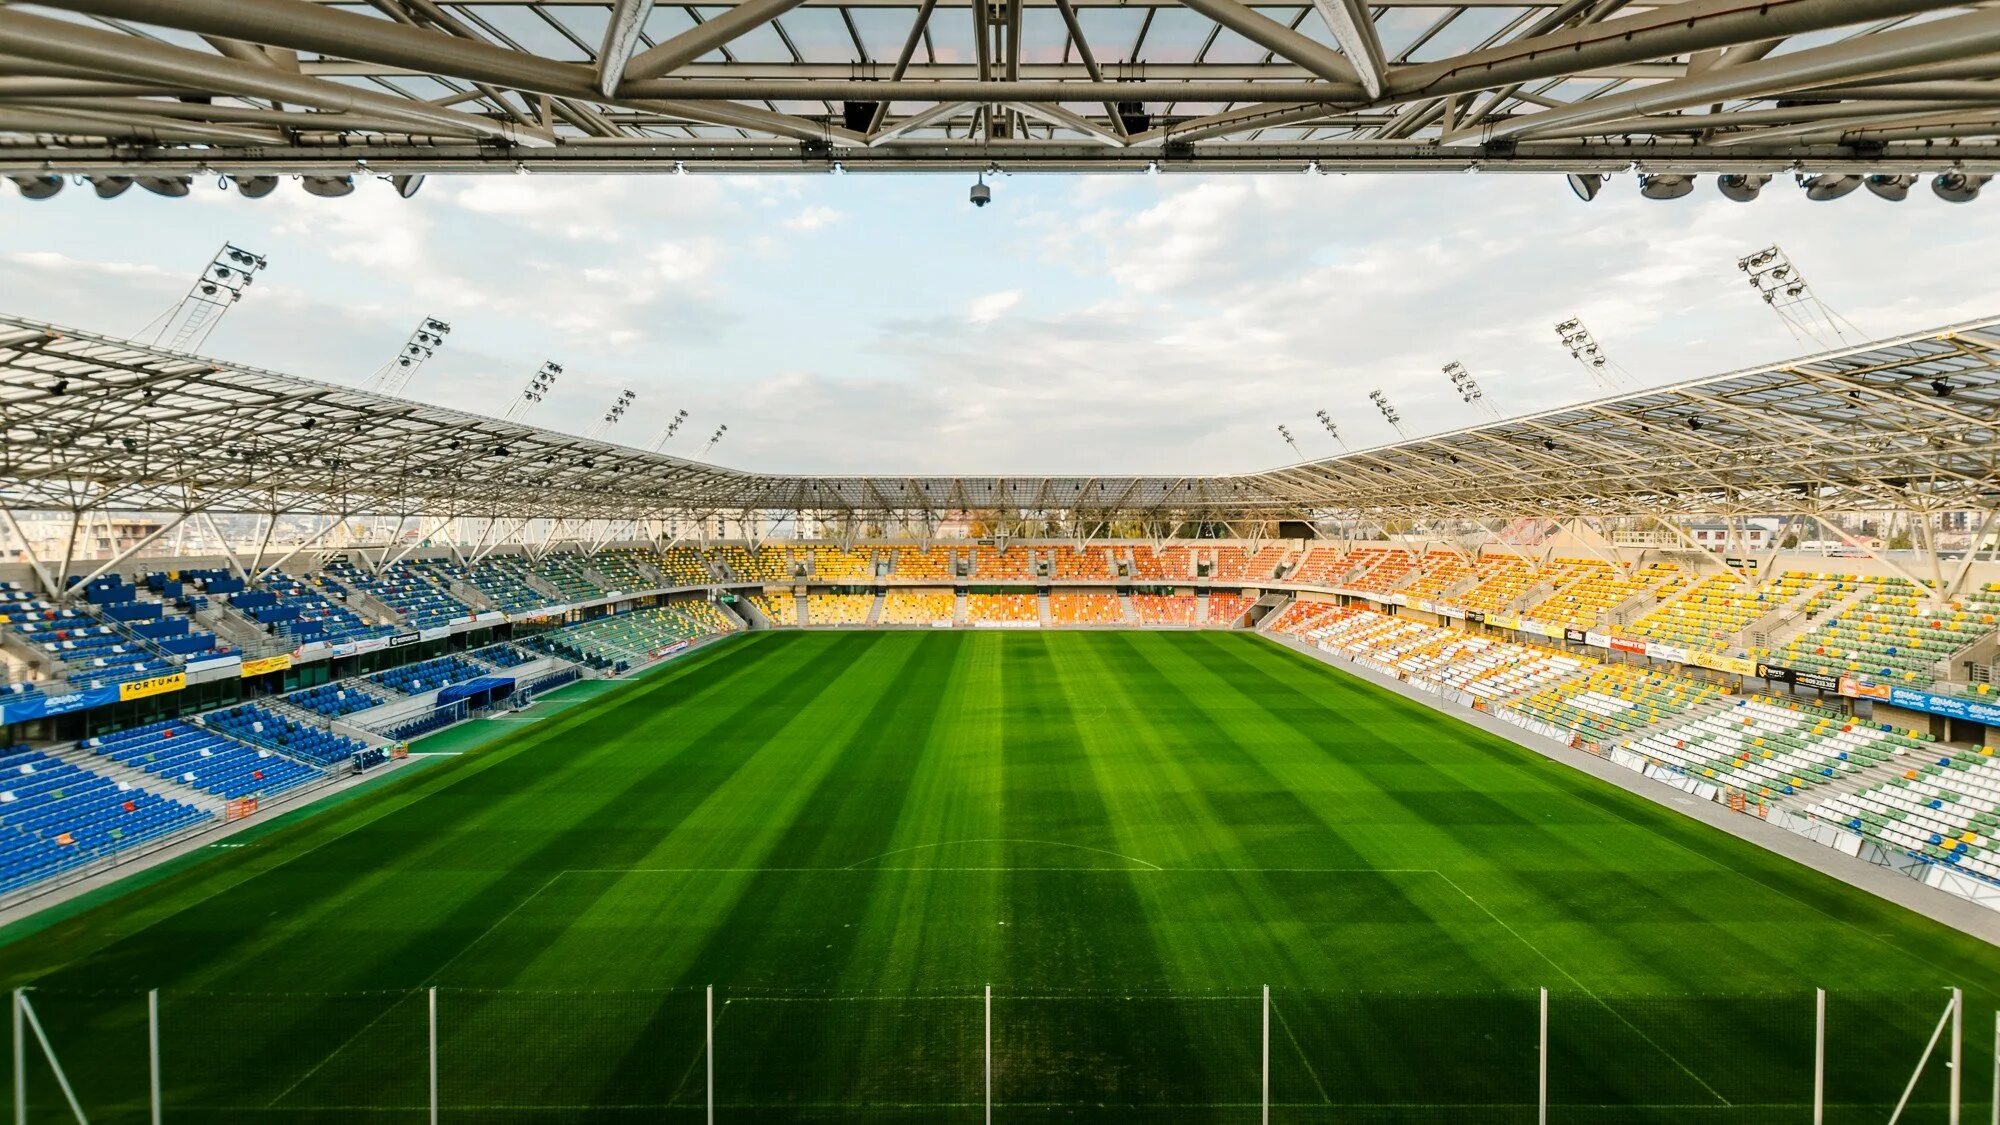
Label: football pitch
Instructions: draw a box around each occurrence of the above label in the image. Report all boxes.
[2,629,1997,1122]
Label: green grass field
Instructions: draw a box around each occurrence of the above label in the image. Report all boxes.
[2,629,1996,1122]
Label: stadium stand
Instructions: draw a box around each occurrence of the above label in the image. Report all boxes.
[1132,594,1197,626]
[228,573,393,647]
[1774,576,2000,683]
[1262,600,1343,635]
[750,593,799,626]
[526,603,739,671]
[1128,546,1191,582]
[806,593,872,626]
[1204,594,1250,626]
[434,554,547,615]
[889,548,952,581]
[369,654,488,696]
[881,591,954,625]
[1285,545,1354,586]
[810,547,875,581]
[1401,554,1477,602]
[1209,546,1289,583]
[966,594,1037,623]
[1050,593,1122,625]
[473,643,536,668]
[1345,548,1421,595]
[1510,664,1724,746]
[972,547,1034,581]
[83,720,316,800]
[1631,696,1903,800]
[0,748,210,894]
[204,704,368,766]
[714,545,795,583]
[530,554,609,602]
[1458,557,1537,615]
[1811,748,2000,883]
[325,560,474,629]
[656,547,716,587]
[288,682,387,718]
[1049,546,1113,581]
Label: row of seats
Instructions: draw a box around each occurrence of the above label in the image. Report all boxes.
[881,591,953,625]
[524,602,739,671]
[83,720,316,799]
[0,748,211,895]
[205,704,367,766]
[1630,696,1906,800]
[1050,593,1122,625]
[287,682,386,718]
[965,593,1037,623]
[369,654,488,696]
[805,594,872,625]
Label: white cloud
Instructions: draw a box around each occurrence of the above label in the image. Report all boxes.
[782,205,843,232]
[966,290,1023,324]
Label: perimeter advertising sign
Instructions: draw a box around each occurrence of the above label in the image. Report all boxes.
[1884,686,2000,726]
[118,672,186,701]
[1755,662,1841,692]
[241,654,294,678]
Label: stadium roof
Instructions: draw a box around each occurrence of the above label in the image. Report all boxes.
[2,0,2000,175]
[2,310,1997,527]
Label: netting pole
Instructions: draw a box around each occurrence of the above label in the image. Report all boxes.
[1952,987,1963,1125]
[17,992,85,1124]
[149,989,161,1125]
[984,985,992,1125]
[1260,986,1270,1125]
[1813,988,1825,1125]
[1889,992,1957,1125]
[428,987,438,1125]
[1537,988,1548,1125]
[1989,1009,1997,1125]
[705,986,714,1125]
[12,989,22,1125]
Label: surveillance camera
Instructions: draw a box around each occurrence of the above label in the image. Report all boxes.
[970,181,992,207]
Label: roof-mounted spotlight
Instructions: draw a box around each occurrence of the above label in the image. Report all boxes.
[232,175,279,199]
[137,176,191,198]
[89,175,134,199]
[390,173,425,198]
[302,175,355,198]
[1800,173,1861,201]
[7,174,63,200]
[1565,173,1603,202]
[1931,378,1954,398]
[1716,173,1769,202]
[1932,171,1990,203]
[1638,173,1694,200]
[1864,174,1916,201]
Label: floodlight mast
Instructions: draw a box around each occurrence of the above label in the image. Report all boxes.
[1277,425,1303,459]
[1553,317,1631,391]
[1315,410,1348,452]
[1443,361,1500,420]
[653,409,690,452]
[504,360,563,422]
[144,242,266,351]
[699,424,728,459]
[1368,389,1407,437]
[1736,245,1863,350]
[586,389,636,439]
[367,316,451,395]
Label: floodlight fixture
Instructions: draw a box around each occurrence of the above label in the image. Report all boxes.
[1638,173,1694,200]
[1566,173,1602,202]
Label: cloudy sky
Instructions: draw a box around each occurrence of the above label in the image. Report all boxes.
[1,172,1993,476]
